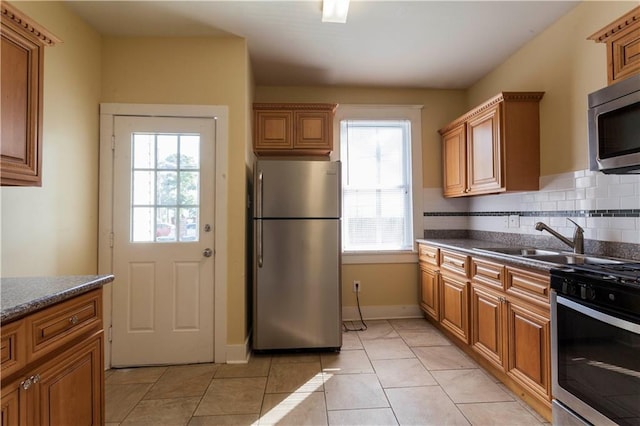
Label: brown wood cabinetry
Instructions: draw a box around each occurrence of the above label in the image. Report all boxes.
[1,2,60,186]
[439,92,544,198]
[253,103,337,156]
[417,243,552,420]
[588,6,640,85]
[0,289,104,426]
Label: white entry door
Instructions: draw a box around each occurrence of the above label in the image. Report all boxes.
[111,115,215,366]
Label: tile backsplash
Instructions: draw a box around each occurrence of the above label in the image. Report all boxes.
[423,169,640,246]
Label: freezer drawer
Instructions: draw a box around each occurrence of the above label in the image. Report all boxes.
[253,219,341,350]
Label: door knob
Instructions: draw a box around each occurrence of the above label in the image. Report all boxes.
[203,248,213,257]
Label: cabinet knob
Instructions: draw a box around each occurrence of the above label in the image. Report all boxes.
[21,378,32,390]
[69,315,79,325]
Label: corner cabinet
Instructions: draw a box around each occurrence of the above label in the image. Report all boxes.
[439,92,544,198]
[253,103,338,156]
[1,2,60,186]
[0,289,104,426]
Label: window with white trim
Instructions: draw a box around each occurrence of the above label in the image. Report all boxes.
[334,105,423,259]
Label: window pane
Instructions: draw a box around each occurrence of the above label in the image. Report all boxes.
[157,135,178,169]
[133,134,155,169]
[157,171,177,205]
[179,171,199,205]
[341,119,412,252]
[179,208,199,242]
[132,207,153,242]
[180,135,200,169]
[132,171,154,205]
[156,207,176,242]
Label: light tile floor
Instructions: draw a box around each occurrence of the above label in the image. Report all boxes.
[105,318,551,425]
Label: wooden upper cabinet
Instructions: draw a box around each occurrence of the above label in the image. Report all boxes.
[253,103,337,156]
[1,2,60,186]
[439,92,544,198]
[442,124,466,197]
[588,6,640,85]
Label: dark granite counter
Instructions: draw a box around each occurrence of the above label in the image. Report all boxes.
[1,275,114,323]
[416,238,635,272]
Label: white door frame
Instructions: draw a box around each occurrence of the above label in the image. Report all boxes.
[98,103,228,366]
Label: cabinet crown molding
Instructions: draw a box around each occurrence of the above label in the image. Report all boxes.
[438,92,544,135]
[253,103,337,112]
[1,1,61,46]
[588,5,640,43]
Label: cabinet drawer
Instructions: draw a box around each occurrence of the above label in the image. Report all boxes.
[440,249,469,278]
[505,266,550,305]
[27,289,102,362]
[0,319,26,378]
[418,244,439,266]
[471,258,505,291]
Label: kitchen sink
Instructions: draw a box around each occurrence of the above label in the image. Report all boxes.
[523,254,623,265]
[473,247,624,265]
[474,247,561,256]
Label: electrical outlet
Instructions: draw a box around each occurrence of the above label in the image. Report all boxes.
[353,280,361,293]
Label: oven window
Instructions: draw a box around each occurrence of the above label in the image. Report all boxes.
[598,102,640,159]
[557,301,640,426]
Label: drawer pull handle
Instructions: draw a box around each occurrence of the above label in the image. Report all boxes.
[69,315,79,325]
[21,375,40,390]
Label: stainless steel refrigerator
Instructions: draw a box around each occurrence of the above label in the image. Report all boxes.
[253,160,342,351]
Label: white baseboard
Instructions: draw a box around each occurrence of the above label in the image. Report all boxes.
[225,333,251,364]
[342,304,423,321]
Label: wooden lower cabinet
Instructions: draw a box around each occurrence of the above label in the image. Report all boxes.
[419,264,439,321]
[0,289,104,426]
[439,274,469,344]
[417,243,552,421]
[470,284,505,370]
[505,297,551,401]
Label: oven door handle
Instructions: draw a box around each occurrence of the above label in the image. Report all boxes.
[557,295,640,334]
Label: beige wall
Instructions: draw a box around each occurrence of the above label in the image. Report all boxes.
[468,1,637,176]
[1,1,102,276]
[101,36,251,346]
[254,86,465,308]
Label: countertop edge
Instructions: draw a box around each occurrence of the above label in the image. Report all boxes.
[416,238,557,272]
[1,275,114,323]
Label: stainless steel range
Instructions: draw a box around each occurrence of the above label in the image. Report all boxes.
[550,262,640,425]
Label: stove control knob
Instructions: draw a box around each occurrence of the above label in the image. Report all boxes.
[562,280,569,294]
[580,285,587,299]
[568,284,577,296]
[586,287,596,300]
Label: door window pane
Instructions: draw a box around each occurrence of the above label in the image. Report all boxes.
[131,133,201,243]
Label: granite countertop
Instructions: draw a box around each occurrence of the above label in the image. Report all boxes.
[417,238,582,272]
[1,275,114,323]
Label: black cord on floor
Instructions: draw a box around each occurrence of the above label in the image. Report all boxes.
[343,287,367,332]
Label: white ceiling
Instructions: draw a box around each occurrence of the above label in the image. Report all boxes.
[65,0,580,89]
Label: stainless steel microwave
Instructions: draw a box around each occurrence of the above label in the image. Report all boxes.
[588,74,640,174]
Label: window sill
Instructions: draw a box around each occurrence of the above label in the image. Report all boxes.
[342,251,418,264]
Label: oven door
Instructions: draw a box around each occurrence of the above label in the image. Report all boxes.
[551,292,640,426]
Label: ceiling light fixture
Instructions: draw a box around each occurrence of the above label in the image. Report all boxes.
[322,0,350,23]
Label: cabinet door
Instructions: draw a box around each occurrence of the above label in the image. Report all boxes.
[0,384,21,426]
[471,284,505,370]
[420,264,439,321]
[439,274,469,343]
[254,111,294,151]
[34,333,103,426]
[506,298,551,401]
[442,124,467,197]
[467,104,502,195]
[294,111,332,151]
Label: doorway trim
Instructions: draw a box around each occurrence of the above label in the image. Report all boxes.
[98,103,228,365]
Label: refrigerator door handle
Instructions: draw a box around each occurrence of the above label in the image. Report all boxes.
[257,171,263,267]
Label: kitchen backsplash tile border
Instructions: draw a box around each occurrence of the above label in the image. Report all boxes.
[421,169,640,246]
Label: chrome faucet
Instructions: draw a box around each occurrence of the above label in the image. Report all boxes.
[535,219,584,254]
